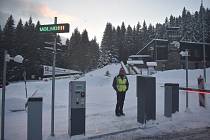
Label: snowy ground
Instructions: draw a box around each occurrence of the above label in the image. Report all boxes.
[1,63,210,140]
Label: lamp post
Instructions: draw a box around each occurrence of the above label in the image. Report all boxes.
[1,50,24,140]
[180,49,189,110]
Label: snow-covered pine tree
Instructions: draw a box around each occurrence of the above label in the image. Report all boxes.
[62,38,70,68]
[68,28,81,70]
[3,15,15,55]
[14,19,25,80]
[181,7,188,40]
[89,37,99,70]
[169,15,176,27]
[199,4,208,43]
[16,19,24,55]
[79,30,90,72]
[155,23,165,39]
[114,26,122,61]
[206,9,210,43]
[2,15,17,80]
[193,11,202,41]
[110,27,116,59]
[125,25,134,56]
[148,24,155,41]
[142,20,150,46]
[118,22,126,62]
[134,22,143,53]
[99,23,113,67]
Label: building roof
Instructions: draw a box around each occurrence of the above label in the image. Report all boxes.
[153,39,168,42]
[129,55,151,58]
[127,60,144,65]
[146,62,157,66]
[166,26,180,31]
[136,39,169,55]
[180,41,210,46]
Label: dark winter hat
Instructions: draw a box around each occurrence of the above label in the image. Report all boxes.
[119,67,126,75]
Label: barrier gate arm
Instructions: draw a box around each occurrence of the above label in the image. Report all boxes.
[179,87,210,95]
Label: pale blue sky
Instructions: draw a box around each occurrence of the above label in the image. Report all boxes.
[0,0,210,43]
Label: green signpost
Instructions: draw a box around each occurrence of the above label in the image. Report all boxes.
[38,23,70,33]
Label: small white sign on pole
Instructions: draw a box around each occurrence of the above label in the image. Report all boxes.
[180,51,189,57]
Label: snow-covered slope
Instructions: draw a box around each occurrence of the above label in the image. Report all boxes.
[1,63,210,140]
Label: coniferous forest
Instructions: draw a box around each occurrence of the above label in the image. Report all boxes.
[0,5,210,81]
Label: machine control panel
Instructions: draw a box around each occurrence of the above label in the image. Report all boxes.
[69,81,86,109]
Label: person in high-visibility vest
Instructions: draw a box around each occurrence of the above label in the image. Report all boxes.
[112,67,129,116]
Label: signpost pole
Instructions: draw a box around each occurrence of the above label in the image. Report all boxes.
[38,18,69,137]
[51,17,57,136]
[186,49,189,109]
[201,0,206,82]
[180,50,189,110]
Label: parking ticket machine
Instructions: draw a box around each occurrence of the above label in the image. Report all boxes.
[68,81,86,136]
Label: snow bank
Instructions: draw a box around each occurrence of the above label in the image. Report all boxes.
[1,63,210,140]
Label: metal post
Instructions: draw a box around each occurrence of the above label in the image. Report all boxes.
[1,50,8,140]
[51,17,57,136]
[164,84,172,118]
[23,70,28,98]
[198,76,206,107]
[186,49,189,109]
[136,76,156,124]
[201,0,206,82]
[27,97,43,140]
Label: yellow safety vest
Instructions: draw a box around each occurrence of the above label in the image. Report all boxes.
[116,76,127,92]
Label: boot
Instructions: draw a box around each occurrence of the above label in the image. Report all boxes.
[120,112,125,116]
[115,112,121,117]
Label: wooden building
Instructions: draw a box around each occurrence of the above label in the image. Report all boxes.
[180,41,210,69]
[136,39,180,70]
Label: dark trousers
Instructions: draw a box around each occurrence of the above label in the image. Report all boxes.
[115,92,126,114]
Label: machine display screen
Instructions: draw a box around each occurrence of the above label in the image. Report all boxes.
[76,85,83,90]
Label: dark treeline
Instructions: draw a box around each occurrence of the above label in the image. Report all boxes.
[64,29,99,72]
[0,4,210,81]
[98,5,210,67]
[0,16,99,81]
